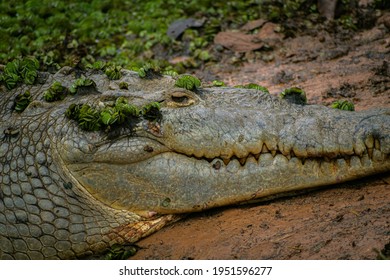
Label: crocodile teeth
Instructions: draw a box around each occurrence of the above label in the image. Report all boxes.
[353,141,365,156]
[367,148,373,159]
[365,135,374,149]
[261,144,269,153]
[254,153,260,160]
[375,139,380,150]
[193,150,204,158]
[271,150,277,157]
[222,158,231,165]
[238,157,247,165]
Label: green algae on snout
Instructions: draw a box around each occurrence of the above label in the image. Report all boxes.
[212,80,226,87]
[235,83,269,94]
[137,63,161,79]
[69,78,96,94]
[65,97,161,132]
[14,90,32,112]
[105,65,122,80]
[0,57,39,90]
[162,70,179,77]
[86,61,107,71]
[331,100,355,111]
[141,101,162,121]
[119,82,129,90]
[66,104,101,131]
[175,74,201,91]
[280,87,307,105]
[43,81,68,102]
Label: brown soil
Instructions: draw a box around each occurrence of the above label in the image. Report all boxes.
[130,12,390,260]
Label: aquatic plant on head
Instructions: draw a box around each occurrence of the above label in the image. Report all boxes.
[235,83,269,94]
[280,87,307,105]
[331,100,355,111]
[43,81,68,102]
[0,57,39,90]
[175,74,201,91]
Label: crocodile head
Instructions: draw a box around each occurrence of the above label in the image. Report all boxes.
[48,68,390,216]
[1,67,390,259]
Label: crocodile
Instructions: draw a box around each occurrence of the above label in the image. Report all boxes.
[0,67,389,259]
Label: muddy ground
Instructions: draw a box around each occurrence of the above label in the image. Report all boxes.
[130,12,390,260]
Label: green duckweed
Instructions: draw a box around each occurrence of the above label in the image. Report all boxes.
[65,97,161,132]
[43,81,68,102]
[280,87,307,105]
[105,65,122,80]
[162,70,179,77]
[175,74,201,91]
[87,61,107,71]
[69,78,96,94]
[137,63,161,78]
[119,82,129,90]
[212,80,226,87]
[331,100,355,111]
[0,57,39,90]
[235,83,269,93]
[14,90,32,112]
[104,244,137,260]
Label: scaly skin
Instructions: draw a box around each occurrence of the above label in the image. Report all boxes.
[0,67,389,259]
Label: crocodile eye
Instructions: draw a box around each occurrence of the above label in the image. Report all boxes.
[171,95,189,104]
[168,92,195,107]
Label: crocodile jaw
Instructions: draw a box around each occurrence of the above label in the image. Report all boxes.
[68,146,389,214]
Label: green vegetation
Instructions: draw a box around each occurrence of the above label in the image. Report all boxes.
[0,0,327,73]
[141,101,161,121]
[86,60,106,71]
[69,78,96,94]
[104,244,137,260]
[175,74,201,91]
[43,81,68,102]
[331,100,355,111]
[14,90,32,112]
[280,87,307,105]
[261,0,318,22]
[0,58,39,90]
[1,1,386,83]
[162,70,179,77]
[0,1,269,69]
[235,83,269,93]
[99,97,140,127]
[65,103,102,131]
[65,97,161,131]
[136,63,161,78]
[119,82,129,90]
[105,65,122,80]
[212,80,226,87]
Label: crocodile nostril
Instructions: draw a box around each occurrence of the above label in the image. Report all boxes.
[161,197,171,207]
[143,145,154,152]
